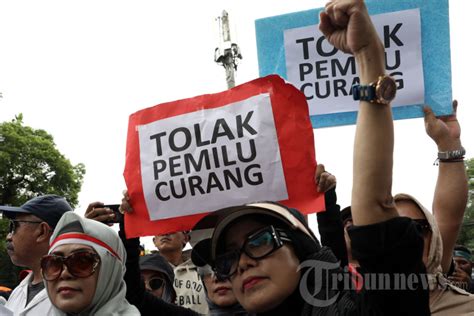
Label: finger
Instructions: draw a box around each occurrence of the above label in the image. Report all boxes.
[452,99,458,114]
[94,213,116,223]
[319,11,336,38]
[122,189,129,200]
[321,173,337,192]
[327,174,337,188]
[325,2,338,26]
[86,207,113,219]
[324,1,334,9]
[318,173,328,191]
[315,164,326,184]
[121,197,134,213]
[333,6,349,28]
[85,201,104,216]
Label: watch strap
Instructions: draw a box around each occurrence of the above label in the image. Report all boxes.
[352,84,376,101]
[437,147,466,160]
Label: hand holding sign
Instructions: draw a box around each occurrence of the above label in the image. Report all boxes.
[120,190,134,214]
[257,0,451,127]
[423,100,462,151]
[320,0,380,55]
[315,164,336,193]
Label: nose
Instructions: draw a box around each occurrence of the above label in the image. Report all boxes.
[145,283,152,291]
[237,251,257,275]
[6,232,12,242]
[58,262,74,280]
[211,273,220,283]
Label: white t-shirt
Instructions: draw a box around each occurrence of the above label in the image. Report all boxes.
[171,259,209,315]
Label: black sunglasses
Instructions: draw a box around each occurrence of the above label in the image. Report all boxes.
[214,225,291,279]
[41,251,100,281]
[8,219,43,234]
[147,277,165,291]
[413,219,432,235]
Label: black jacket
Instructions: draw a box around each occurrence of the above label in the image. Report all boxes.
[119,222,199,316]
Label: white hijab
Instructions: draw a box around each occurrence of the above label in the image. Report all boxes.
[46,212,139,316]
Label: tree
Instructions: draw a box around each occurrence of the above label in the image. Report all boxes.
[457,158,474,249]
[0,114,85,206]
[0,114,85,288]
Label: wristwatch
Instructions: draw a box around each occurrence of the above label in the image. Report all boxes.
[438,147,465,160]
[352,75,397,105]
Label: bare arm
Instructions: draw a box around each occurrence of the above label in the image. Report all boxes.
[424,102,468,272]
[319,0,398,225]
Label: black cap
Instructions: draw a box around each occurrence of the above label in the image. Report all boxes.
[0,195,73,228]
[139,253,175,286]
[191,238,212,267]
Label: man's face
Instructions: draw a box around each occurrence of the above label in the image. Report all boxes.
[153,232,187,253]
[454,256,473,277]
[5,214,44,267]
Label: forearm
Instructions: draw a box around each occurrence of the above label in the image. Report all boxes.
[352,42,398,225]
[317,187,348,266]
[434,146,468,271]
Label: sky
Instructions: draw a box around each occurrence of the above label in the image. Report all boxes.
[0,0,472,250]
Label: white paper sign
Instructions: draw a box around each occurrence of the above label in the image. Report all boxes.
[284,8,424,116]
[138,93,288,220]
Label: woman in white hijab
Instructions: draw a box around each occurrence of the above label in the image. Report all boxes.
[41,212,139,315]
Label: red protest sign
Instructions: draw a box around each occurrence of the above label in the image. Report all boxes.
[123,74,323,238]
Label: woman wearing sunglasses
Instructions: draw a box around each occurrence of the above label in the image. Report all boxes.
[192,194,436,315]
[41,212,139,315]
[191,239,249,315]
[84,201,200,316]
[191,201,355,315]
[394,194,474,315]
[139,252,176,303]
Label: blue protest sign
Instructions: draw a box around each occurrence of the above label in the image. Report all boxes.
[256,0,451,128]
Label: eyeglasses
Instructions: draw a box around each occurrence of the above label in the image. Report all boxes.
[8,220,43,234]
[41,251,100,281]
[146,277,165,291]
[413,219,432,235]
[214,225,291,279]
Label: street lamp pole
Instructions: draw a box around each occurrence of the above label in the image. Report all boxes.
[214,10,242,89]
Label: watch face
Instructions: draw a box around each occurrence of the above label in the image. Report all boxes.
[377,76,397,103]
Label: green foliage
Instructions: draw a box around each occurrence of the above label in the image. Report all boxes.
[0,115,85,207]
[0,115,86,288]
[457,158,474,249]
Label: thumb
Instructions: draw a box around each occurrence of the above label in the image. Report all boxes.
[452,99,458,114]
[315,164,326,182]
